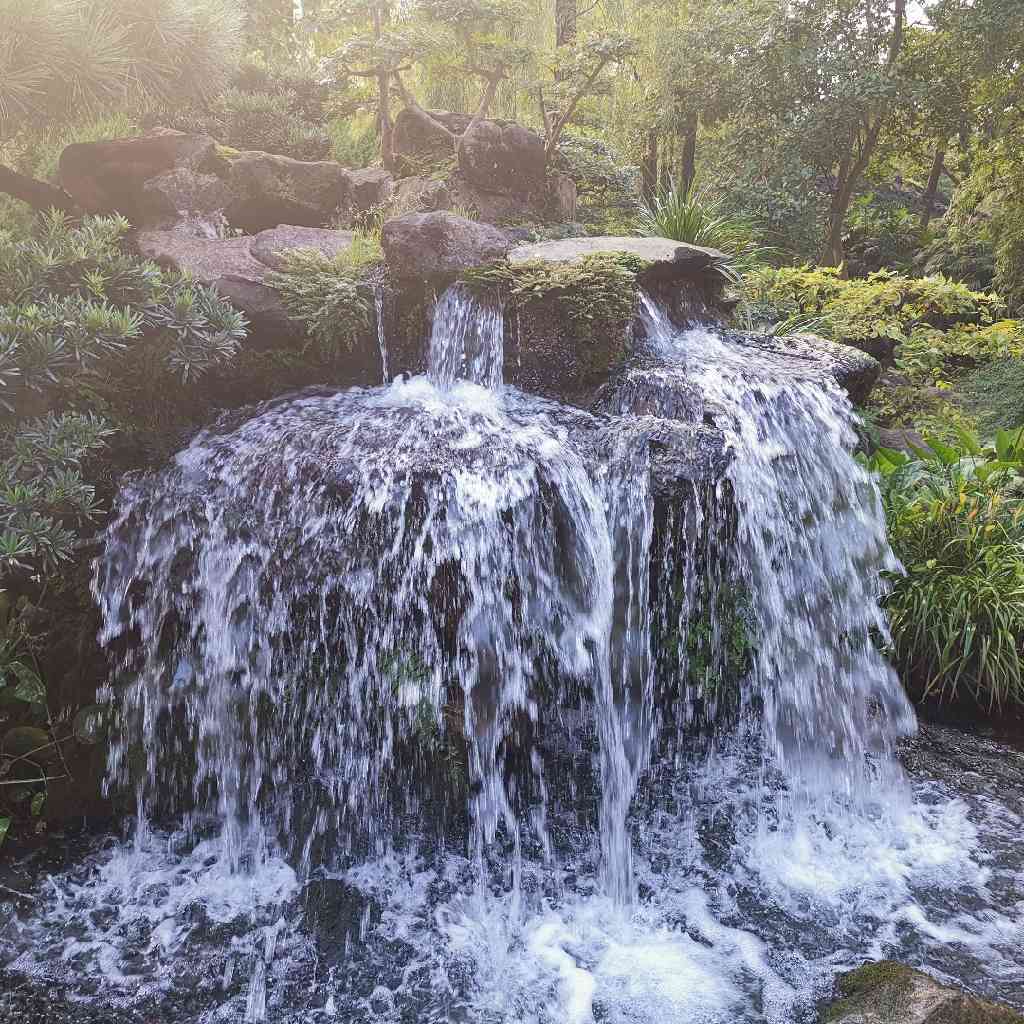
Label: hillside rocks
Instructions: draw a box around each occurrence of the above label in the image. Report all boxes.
[382,211,513,282]
[137,224,357,343]
[59,131,218,220]
[820,962,1024,1024]
[457,120,546,193]
[55,131,393,233]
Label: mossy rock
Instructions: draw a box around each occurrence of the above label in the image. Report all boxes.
[821,962,1024,1024]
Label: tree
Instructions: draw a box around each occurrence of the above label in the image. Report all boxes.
[0,0,243,213]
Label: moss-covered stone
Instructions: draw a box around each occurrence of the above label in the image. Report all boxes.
[821,962,1024,1024]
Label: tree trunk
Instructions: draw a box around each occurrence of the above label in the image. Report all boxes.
[373,5,395,171]
[641,129,659,201]
[679,111,698,193]
[0,164,79,215]
[820,0,907,269]
[920,141,946,229]
[555,0,577,48]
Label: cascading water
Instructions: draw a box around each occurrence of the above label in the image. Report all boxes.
[2,284,1022,1023]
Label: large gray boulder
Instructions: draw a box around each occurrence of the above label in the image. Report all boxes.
[820,961,1024,1024]
[508,236,730,277]
[457,120,546,194]
[219,151,349,233]
[381,211,513,282]
[392,108,470,164]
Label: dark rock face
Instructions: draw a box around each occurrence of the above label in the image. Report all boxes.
[219,151,348,233]
[457,120,546,193]
[338,167,393,224]
[59,131,218,221]
[821,961,1024,1023]
[381,211,513,282]
[392,108,470,162]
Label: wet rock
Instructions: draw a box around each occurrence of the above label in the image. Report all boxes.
[59,130,217,221]
[820,961,1024,1023]
[219,150,348,233]
[457,120,546,194]
[739,331,881,406]
[382,211,513,282]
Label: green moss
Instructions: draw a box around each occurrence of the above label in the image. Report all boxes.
[463,251,653,366]
[215,143,243,160]
[822,962,917,1023]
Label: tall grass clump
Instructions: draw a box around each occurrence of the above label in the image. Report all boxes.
[636,179,768,278]
[870,430,1024,711]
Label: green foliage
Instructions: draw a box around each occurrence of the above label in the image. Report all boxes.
[148,85,332,161]
[843,193,929,278]
[0,210,246,837]
[637,179,767,279]
[741,265,1009,378]
[867,428,1024,710]
[554,134,641,235]
[266,233,383,357]
[961,358,1024,435]
[465,251,650,345]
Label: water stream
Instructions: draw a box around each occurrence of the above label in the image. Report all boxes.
[1,286,1021,1022]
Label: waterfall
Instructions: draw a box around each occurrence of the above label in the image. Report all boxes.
[5,286,1019,1024]
[374,284,388,383]
[427,284,505,390]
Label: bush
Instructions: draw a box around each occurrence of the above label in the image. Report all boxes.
[868,429,1024,711]
[554,134,641,235]
[842,193,929,278]
[637,179,767,279]
[0,211,246,841]
[266,232,383,357]
[741,266,1010,375]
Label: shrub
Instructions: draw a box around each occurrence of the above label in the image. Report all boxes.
[741,266,1010,377]
[868,429,1024,711]
[842,193,929,278]
[266,232,384,357]
[0,211,246,840]
[637,179,767,279]
[961,358,1024,434]
[554,134,642,235]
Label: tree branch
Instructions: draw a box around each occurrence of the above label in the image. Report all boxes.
[393,72,459,141]
[0,164,79,215]
[545,57,612,158]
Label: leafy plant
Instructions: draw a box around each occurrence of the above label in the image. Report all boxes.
[266,232,384,357]
[637,178,768,279]
[867,428,1024,710]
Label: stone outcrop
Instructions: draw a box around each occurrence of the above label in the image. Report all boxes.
[137,224,356,343]
[508,236,730,277]
[381,211,513,282]
[820,962,1024,1024]
[59,131,218,221]
[217,150,350,233]
[457,120,546,193]
[392,108,471,164]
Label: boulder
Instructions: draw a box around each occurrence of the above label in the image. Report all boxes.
[140,167,234,232]
[338,167,393,224]
[743,331,882,406]
[249,225,356,271]
[136,224,358,343]
[508,236,729,278]
[59,131,217,221]
[393,108,470,163]
[820,961,1024,1024]
[381,211,513,282]
[457,120,546,194]
[219,151,349,233]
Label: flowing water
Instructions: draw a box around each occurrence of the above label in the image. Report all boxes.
[2,286,1022,1023]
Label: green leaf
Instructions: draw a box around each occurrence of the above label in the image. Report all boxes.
[7,662,46,705]
[0,817,9,846]
[30,791,45,817]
